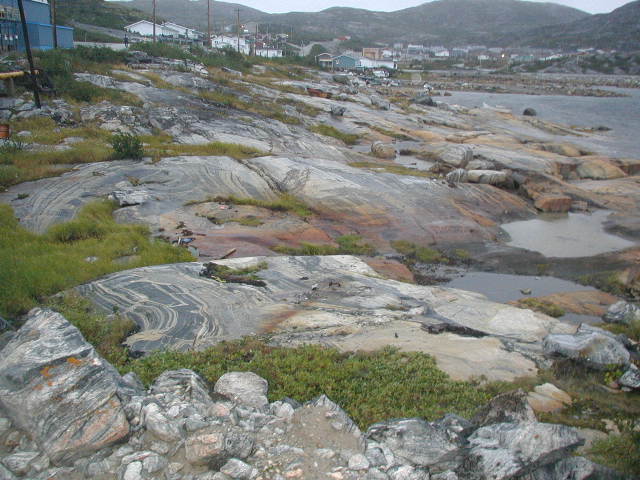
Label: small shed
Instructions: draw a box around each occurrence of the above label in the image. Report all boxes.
[332,54,358,70]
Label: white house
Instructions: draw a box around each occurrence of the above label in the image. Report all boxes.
[211,35,249,54]
[124,20,200,40]
[162,22,204,41]
[359,57,396,69]
[255,49,283,58]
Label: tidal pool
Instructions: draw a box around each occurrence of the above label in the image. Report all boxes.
[446,271,601,324]
[501,210,636,258]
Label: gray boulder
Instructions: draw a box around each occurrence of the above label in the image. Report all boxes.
[0,309,129,464]
[618,364,640,390]
[523,108,537,116]
[330,106,347,117]
[439,145,473,169]
[371,96,391,110]
[108,189,150,207]
[543,325,630,370]
[214,372,268,409]
[446,169,468,184]
[413,94,437,107]
[527,456,625,480]
[465,170,508,186]
[603,301,640,325]
[366,418,462,469]
[471,389,536,428]
[458,422,583,479]
[371,141,396,159]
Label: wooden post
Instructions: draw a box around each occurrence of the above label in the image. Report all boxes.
[16,0,40,109]
[153,0,157,43]
[207,0,211,48]
[51,0,57,48]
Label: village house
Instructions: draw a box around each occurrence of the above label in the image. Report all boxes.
[124,20,203,44]
[211,34,249,54]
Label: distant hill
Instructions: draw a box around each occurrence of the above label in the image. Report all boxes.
[505,1,640,51]
[109,0,589,45]
[57,0,153,30]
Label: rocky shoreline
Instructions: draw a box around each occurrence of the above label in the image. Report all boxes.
[0,309,634,480]
[1,51,639,478]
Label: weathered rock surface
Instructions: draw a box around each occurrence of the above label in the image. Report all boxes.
[0,309,129,464]
[214,372,268,409]
[371,141,396,159]
[543,323,630,369]
[438,145,473,168]
[527,383,572,413]
[471,389,536,427]
[534,194,573,213]
[618,363,640,390]
[77,255,572,380]
[458,422,583,479]
[604,300,640,325]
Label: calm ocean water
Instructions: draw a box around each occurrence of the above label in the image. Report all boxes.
[439,87,640,158]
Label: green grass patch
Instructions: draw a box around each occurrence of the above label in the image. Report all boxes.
[143,134,266,161]
[310,124,360,145]
[0,200,193,319]
[514,298,566,318]
[227,216,264,227]
[276,97,323,117]
[189,194,313,219]
[587,431,640,476]
[199,90,301,125]
[349,162,437,178]
[125,339,499,428]
[600,319,640,343]
[201,261,268,286]
[370,125,415,141]
[272,234,375,256]
[46,292,135,368]
[392,240,447,264]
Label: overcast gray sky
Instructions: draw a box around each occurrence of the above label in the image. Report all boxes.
[195,0,629,14]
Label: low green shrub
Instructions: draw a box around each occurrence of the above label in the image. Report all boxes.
[125,339,497,428]
[110,131,144,159]
[392,240,446,264]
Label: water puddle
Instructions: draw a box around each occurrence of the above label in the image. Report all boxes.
[501,210,635,258]
[351,141,435,171]
[445,271,601,324]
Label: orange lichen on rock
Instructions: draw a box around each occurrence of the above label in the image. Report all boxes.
[66,357,83,366]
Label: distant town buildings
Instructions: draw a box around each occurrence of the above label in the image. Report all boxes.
[124,20,204,43]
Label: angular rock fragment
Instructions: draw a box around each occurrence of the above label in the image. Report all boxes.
[0,309,129,465]
[214,372,268,409]
[471,389,536,427]
[439,145,473,169]
[534,194,572,213]
[371,141,396,159]
[108,189,150,207]
[366,418,461,469]
[618,364,640,390]
[458,422,583,480]
[604,300,640,325]
[543,325,630,370]
[527,456,625,480]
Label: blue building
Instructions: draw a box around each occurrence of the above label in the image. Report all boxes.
[0,0,73,53]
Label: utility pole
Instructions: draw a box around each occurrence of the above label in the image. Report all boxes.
[152,0,157,43]
[51,0,57,48]
[235,8,240,53]
[16,0,40,108]
[207,0,211,48]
